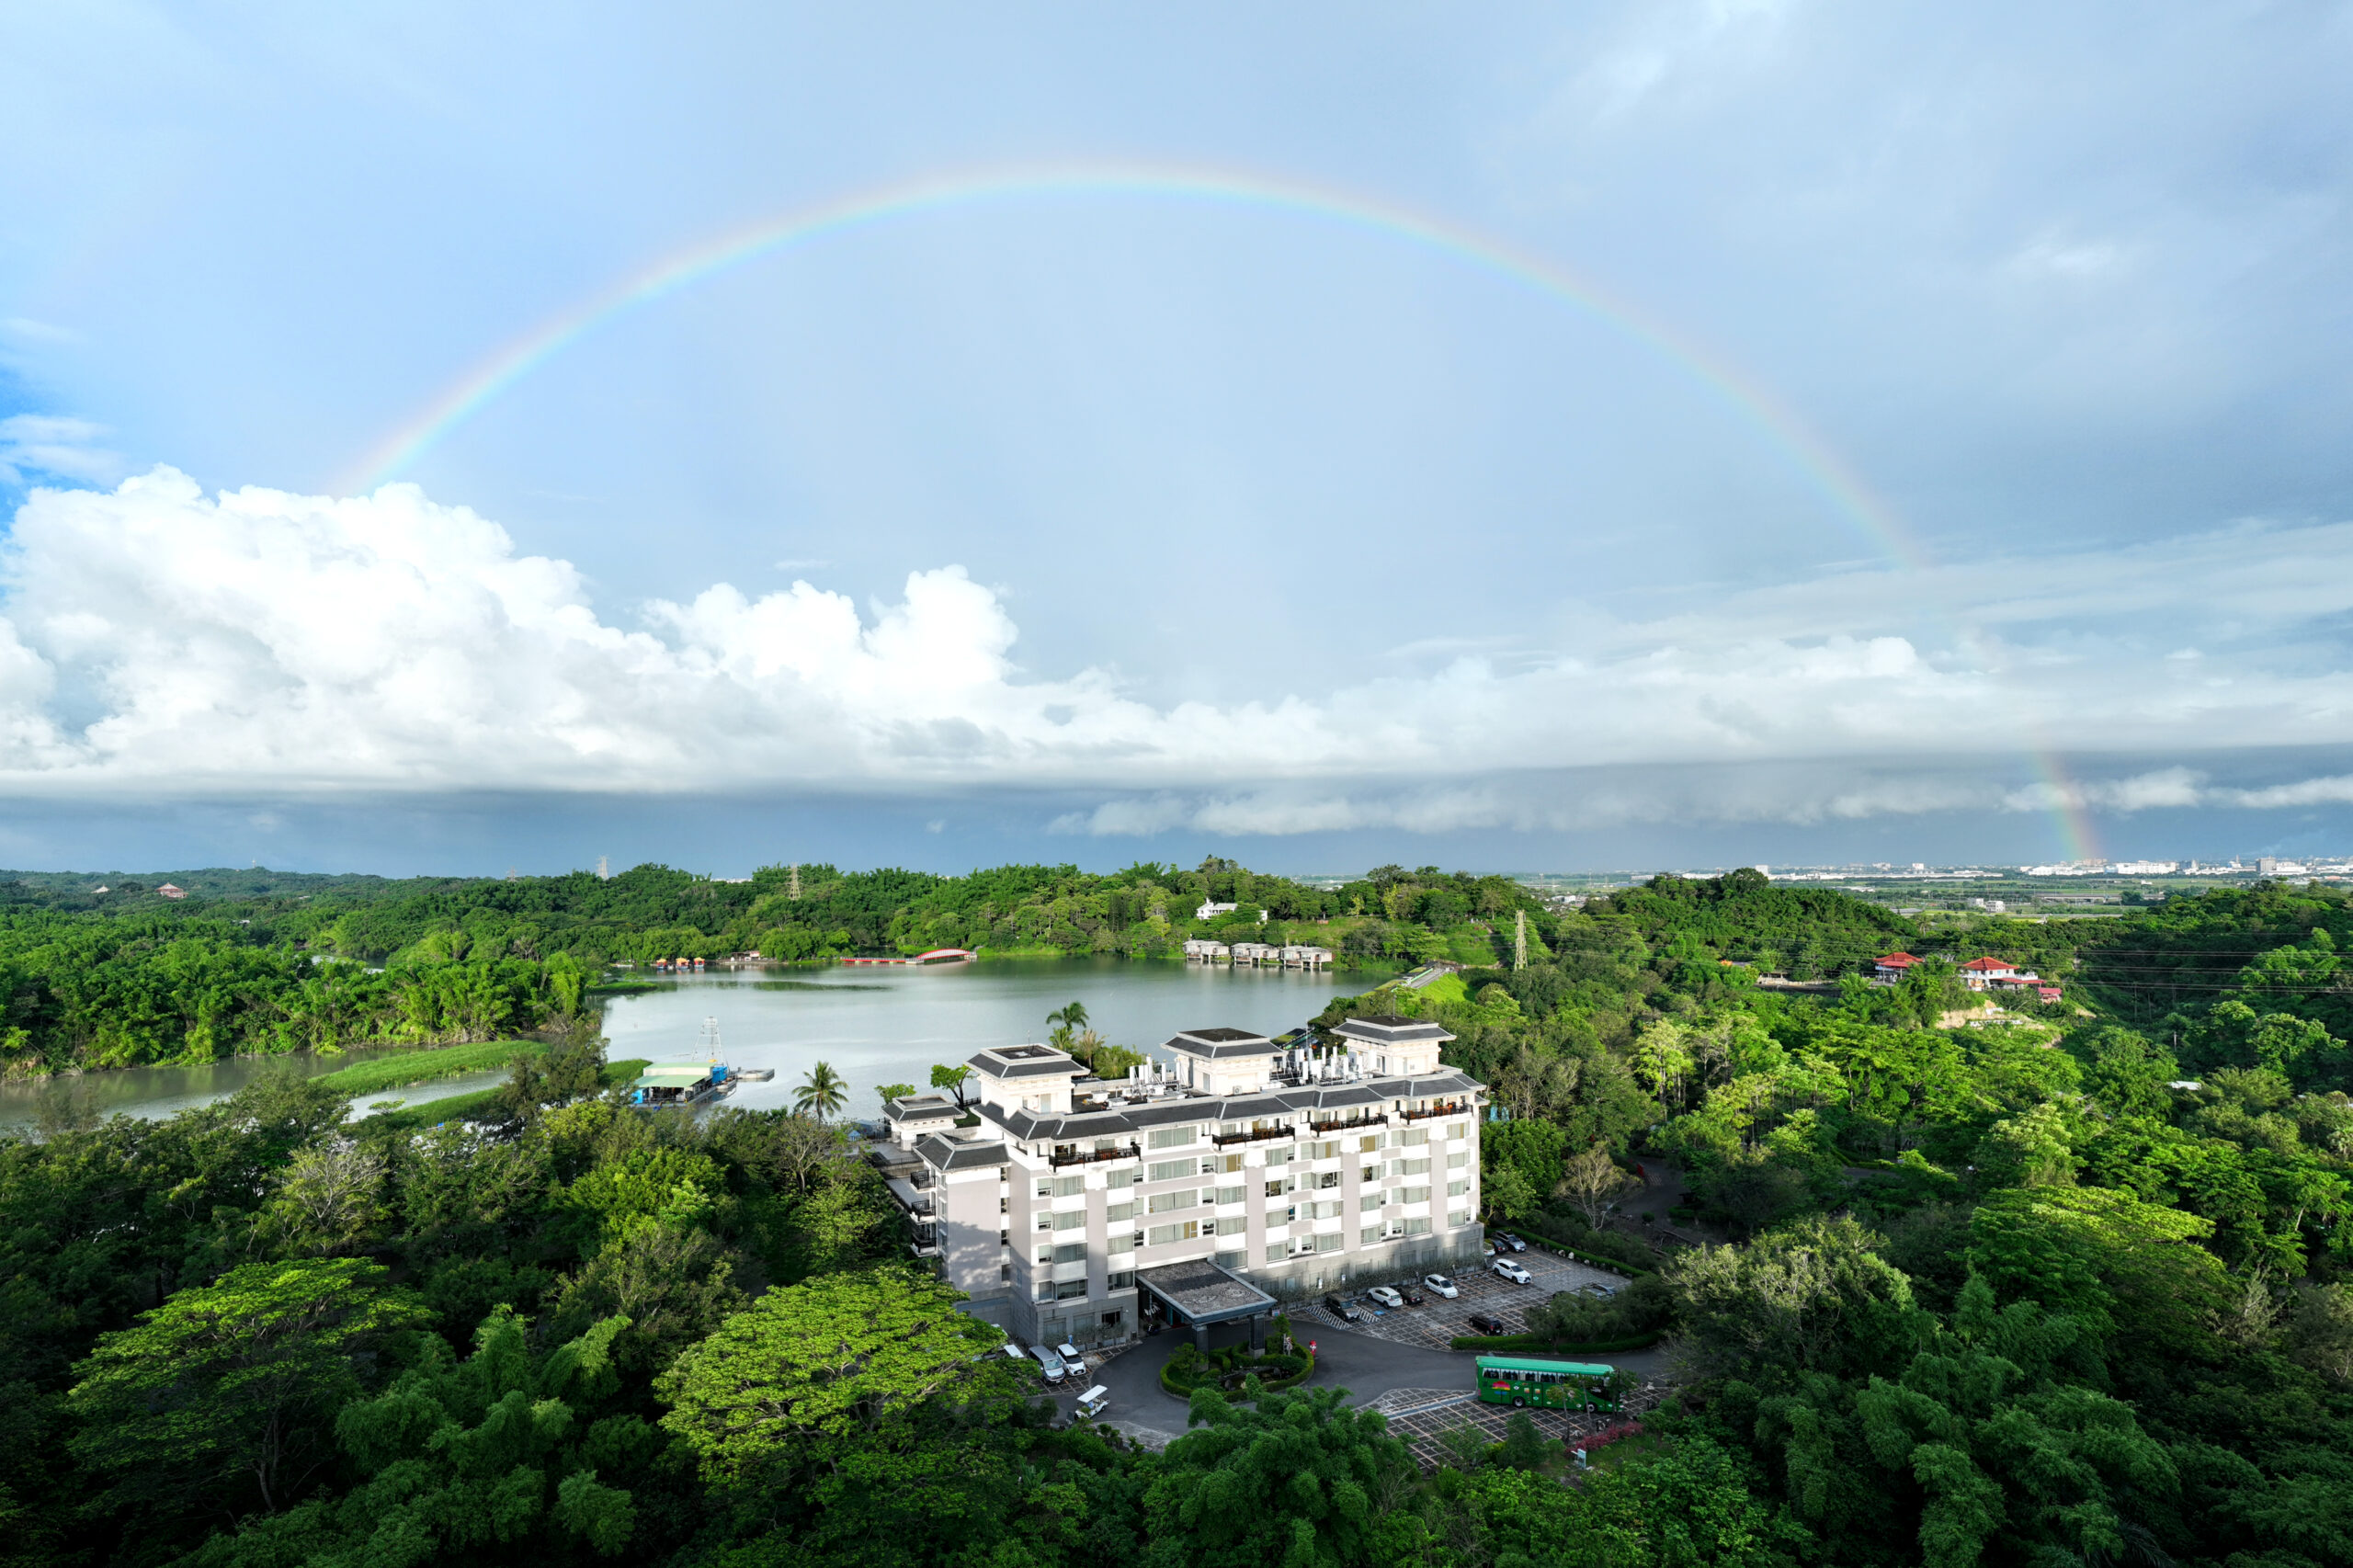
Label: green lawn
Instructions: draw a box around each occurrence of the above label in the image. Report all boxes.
[361,1059,650,1131]
[314,1040,547,1096]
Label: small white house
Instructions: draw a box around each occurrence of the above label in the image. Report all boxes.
[1196,900,1239,920]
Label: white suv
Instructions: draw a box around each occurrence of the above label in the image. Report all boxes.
[1423,1273,1460,1299]
[1364,1285,1404,1310]
[1489,1259,1533,1286]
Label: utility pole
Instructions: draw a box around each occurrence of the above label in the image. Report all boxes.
[1514,909,1528,971]
[596,856,610,881]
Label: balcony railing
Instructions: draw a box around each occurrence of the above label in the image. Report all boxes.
[1211,1124,1297,1147]
[1398,1103,1467,1123]
[1309,1113,1389,1133]
[1050,1142,1142,1168]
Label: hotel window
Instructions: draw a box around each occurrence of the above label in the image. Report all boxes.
[1107,1271,1133,1290]
[1052,1176,1086,1197]
[1448,1151,1468,1168]
[1395,1158,1430,1176]
[1358,1134,1383,1153]
[1055,1279,1089,1300]
[1306,1141,1339,1161]
[1448,1209,1469,1229]
[1052,1210,1086,1231]
[1146,1189,1197,1214]
[1214,1153,1246,1173]
[1402,1217,1432,1236]
[1147,1126,1198,1149]
[1263,1146,1293,1165]
[1216,1186,1245,1206]
[1148,1158,1198,1183]
[1266,1244,1287,1265]
[1106,1202,1134,1223]
[1146,1220,1200,1246]
[1053,1242,1086,1264]
[1264,1176,1295,1198]
[1398,1129,1428,1146]
[1359,1192,1385,1212]
[1035,1246,1052,1265]
[1400,1186,1429,1206]
[1313,1233,1342,1254]
[1215,1215,1247,1236]
[1447,1179,1469,1198]
[1036,1179,1051,1198]
[1312,1199,1343,1221]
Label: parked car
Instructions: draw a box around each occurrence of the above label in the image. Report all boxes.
[1467,1312,1508,1335]
[1364,1285,1404,1310]
[1323,1293,1366,1324]
[1483,1241,1498,1258]
[1029,1344,1069,1383]
[1055,1341,1087,1376]
[1580,1281,1620,1299]
[1400,1286,1426,1307]
[1423,1273,1460,1299]
[1490,1259,1534,1285]
[1500,1233,1529,1253]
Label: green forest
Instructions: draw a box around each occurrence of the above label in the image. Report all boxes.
[3,863,2351,1567]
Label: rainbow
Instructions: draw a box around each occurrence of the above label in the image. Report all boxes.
[338,157,2097,863]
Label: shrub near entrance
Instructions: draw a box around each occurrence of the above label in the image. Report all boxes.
[1159,1341,1313,1397]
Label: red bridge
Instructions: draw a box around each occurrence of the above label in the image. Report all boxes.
[839,948,976,966]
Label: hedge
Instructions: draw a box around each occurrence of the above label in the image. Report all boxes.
[1159,1344,1314,1398]
[1447,1330,1665,1355]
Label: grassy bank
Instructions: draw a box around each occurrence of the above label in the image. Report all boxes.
[314,1040,547,1096]
[362,1059,649,1131]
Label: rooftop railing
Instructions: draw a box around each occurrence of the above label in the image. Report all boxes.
[1309,1113,1389,1133]
[1397,1102,1468,1123]
[1050,1142,1142,1169]
[1211,1124,1298,1147]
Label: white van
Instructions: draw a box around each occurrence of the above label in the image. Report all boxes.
[1029,1344,1069,1383]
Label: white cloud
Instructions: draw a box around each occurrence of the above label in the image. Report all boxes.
[4,469,2353,824]
[0,416,124,488]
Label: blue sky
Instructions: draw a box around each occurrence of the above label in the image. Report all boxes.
[4,2,2353,876]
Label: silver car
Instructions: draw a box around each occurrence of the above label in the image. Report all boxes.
[1029,1344,1069,1383]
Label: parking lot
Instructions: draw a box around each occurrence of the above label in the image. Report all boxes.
[1369,1380,1667,1471]
[1299,1245,1630,1349]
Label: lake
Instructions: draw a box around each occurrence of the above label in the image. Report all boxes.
[0,958,1374,1130]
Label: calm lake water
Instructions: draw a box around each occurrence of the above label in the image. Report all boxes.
[0,959,1374,1131]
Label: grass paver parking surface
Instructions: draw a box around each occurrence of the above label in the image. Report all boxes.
[1298,1248,1629,1348]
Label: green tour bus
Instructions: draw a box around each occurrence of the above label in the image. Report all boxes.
[1474,1356,1621,1412]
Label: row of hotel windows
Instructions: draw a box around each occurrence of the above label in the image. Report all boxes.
[1035,1146,1467,1203]
[1027,1210,1470,1299]
[1035,1176,1471,1236]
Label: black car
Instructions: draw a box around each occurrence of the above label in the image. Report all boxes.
[1323,1293,1365,1324]
[1467,1312,1508,1335]
[1400,1286,1425,1307]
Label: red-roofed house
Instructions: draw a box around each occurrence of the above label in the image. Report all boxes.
[1959,956,2018,990]
[156,884,188,901]
[1874,952,1922,982]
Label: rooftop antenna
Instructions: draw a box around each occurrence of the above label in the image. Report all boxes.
[596,856,610,881]
[700,1016,722,1068]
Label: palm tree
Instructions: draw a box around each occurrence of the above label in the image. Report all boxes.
[795,1062,847,1121]
[1045,1000,1089,1034]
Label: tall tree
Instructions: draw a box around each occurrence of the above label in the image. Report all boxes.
[793,1062,847,1121]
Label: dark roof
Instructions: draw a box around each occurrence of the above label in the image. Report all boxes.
[915,1134,1013,1171]
[968,1044,1079,1078]
[884,1094,960,1124]
[1134,1258,1276,1324]
[1332,1016,1455,1045]
[1165,1028,1281,1059]
[975,1069,1479,1142]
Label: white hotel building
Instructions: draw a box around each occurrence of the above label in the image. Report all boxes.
[875,1015,1486,1350]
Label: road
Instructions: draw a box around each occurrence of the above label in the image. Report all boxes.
[1055,1319,1672,1436]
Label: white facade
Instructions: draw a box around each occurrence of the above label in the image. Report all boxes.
[885,1017,1486,1348]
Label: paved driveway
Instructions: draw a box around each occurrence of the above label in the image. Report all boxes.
[1301,1250,1630,1347]
[1055,1317,1673,1442]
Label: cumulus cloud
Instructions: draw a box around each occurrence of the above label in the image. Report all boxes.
[2,469,2352,822]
